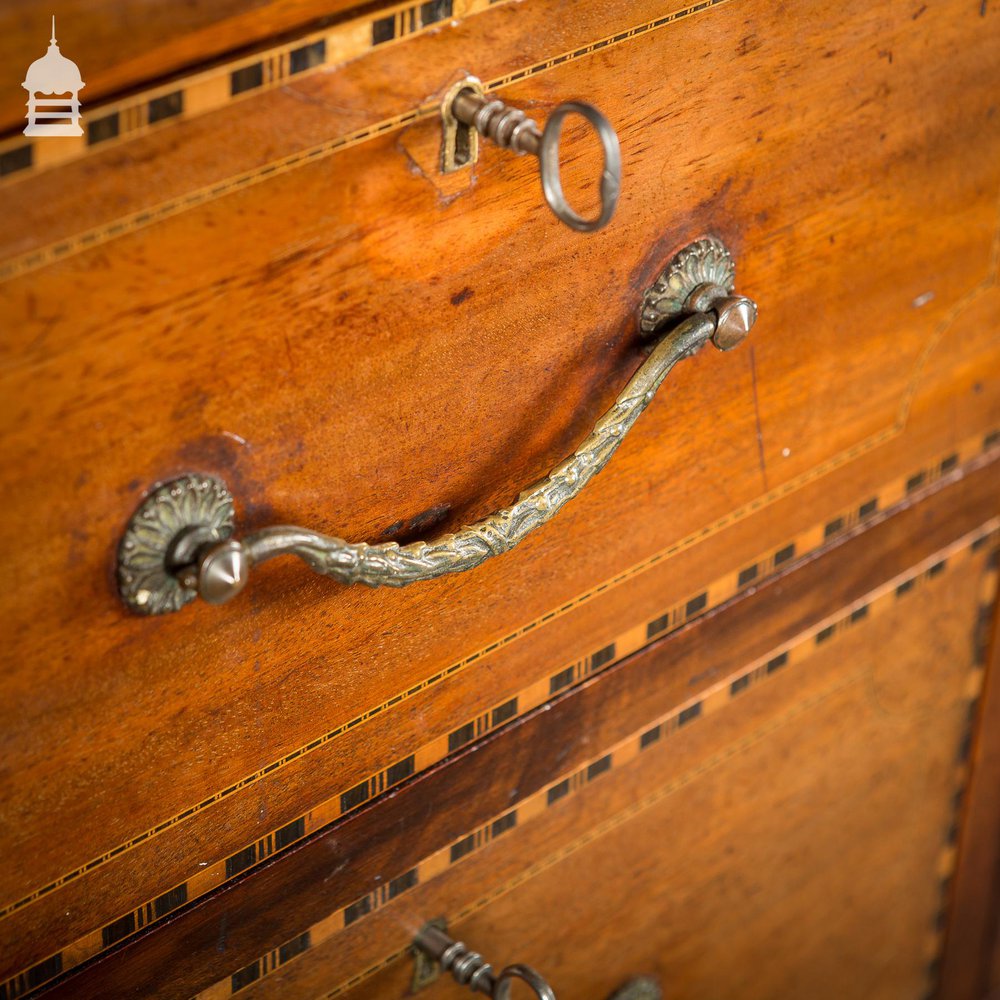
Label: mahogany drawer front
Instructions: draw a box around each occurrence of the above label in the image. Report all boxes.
[39,458,1000,999]
[1,0,1000,995]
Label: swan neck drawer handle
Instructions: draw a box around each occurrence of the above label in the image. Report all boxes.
[117,238,757,616]
[412,921,557,999]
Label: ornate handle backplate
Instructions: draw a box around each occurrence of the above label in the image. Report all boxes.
[117,238,757,615]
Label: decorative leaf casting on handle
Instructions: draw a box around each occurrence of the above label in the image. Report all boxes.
[244,314,714,590]
[117,238,756,615]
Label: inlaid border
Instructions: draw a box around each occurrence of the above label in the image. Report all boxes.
[921,544,1000,996]
[0,0,734,283]
[183,524,997,1000]
[0,0,492,183]
[0,0,995,987]
[5,434,997,998]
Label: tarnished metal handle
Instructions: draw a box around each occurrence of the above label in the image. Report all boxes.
[117,239,756,615]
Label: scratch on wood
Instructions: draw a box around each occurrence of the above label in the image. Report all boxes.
[748,345,769,493]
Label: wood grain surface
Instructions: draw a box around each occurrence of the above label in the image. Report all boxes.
[0,0,380,137]
[940,559,1000,1000]
[39,459,1000,998]
[1,0,999,992]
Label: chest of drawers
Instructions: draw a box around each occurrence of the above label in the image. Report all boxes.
[1,1,1000,997]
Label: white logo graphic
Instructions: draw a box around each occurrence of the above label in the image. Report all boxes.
[22,17,85,137]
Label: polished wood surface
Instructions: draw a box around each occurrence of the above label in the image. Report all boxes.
[941,568,1000,1000]
[1,0,999,994]
[42,460,1000,998]
[0,0,382,136]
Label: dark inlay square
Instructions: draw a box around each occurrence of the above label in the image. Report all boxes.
[686,592,708,617]
[731,674,750,695]
[448,721,476,752]
[940,453,959,473]
[148,91,183,123]
[231,63,264,95]
[767,651,789,673]
[87,112,119,144]
[153,883,187,918]
[102,912,137,948]
[897,578,916,597]
[275,817,305,850]
[547,779,570,805]
[977,607,994,661]
[340,780,370,812]
[289,40,326,74]
[279,932,311,965]
[985,430,1000,449]
[0,144,32,177]
[774,543,795,565]
[957,729,973,764]
[859,498,878,518]
[372,15,395,44]
[491,698,517,728]
[420,0,453,24]
[589,643,615,671]
[925,956,942,984]
[388,868,418,899]
[906,472,926,493]
[26,954,63,989]
[816,625,836,644]
[492,811,517,837]
[344,896,372,925]
[738,565,758,586]
[951,788,965,813]
[850,604,869,623]
[646,613,670,639]
[640,725,661,749]
[928,560,947,577]
[678,702,702,726]
[386,754,415,786]
[824,517,844,538]
[450,834,476,863]
[225,845,257,879]
[550,665,575,694]
[967,698,981,727]
[587,754,612,780]
[231,961,261,991]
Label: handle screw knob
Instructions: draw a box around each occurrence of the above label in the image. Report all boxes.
[710,295,757,350]
[196,540,250,605]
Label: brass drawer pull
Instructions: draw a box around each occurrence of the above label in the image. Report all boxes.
[412,921,557,999]
[443,78,621,232]
[117,238,756,615]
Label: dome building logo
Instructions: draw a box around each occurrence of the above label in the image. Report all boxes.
[22,17,85,137]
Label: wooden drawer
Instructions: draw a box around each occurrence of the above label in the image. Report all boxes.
[35,457,1000,998]
[1,0,999,996]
